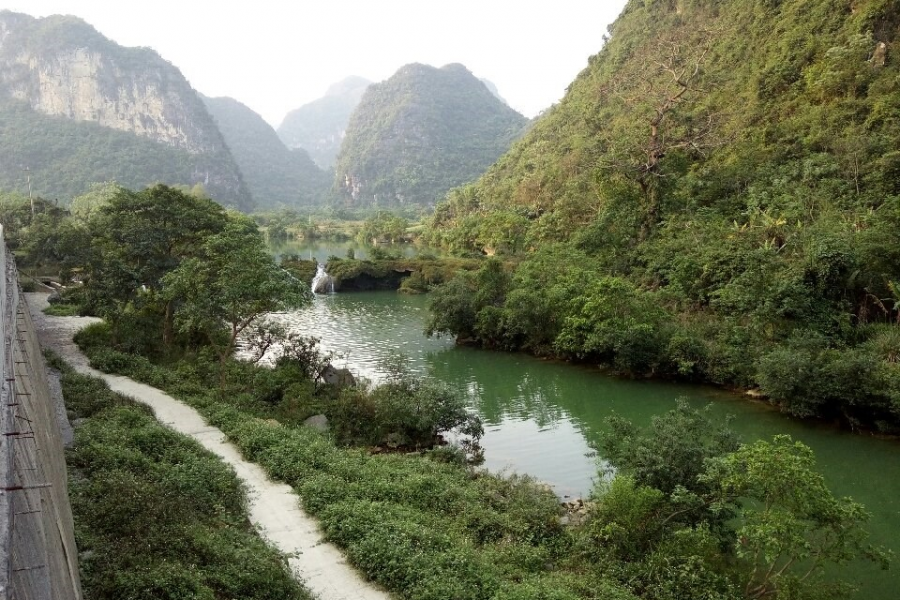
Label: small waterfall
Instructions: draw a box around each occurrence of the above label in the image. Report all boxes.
[311,263,335,294]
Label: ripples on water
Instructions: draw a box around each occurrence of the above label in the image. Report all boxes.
[258,252,899,596]
[263,293,601,498]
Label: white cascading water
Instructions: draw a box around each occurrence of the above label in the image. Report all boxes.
[311,263,334,294]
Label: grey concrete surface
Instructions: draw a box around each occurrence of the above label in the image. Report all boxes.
[1,235,82,600]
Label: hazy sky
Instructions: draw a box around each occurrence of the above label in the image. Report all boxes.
[1,1,628,127]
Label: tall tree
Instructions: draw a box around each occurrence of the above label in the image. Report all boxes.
[83,184,229,343]
[162,216,311,369]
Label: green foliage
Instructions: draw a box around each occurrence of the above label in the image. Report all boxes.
[420,0,900,430]
[331,353,483,454]
[278,254,319,282]
[326,255,480,292]
[426,258,514,347]
[756,330,899,427]
[602,401,739,497]
[80,184,229,321]
[162,217,312,363]
[358,211,409,243]
[334,63,528,207]
[203,95,331,208]
[57,361,309,600]
[586,406,888,600]
[69,181,124,220]
[704,436,892,599]
[555,277,668,373]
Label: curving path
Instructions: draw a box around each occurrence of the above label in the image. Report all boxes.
[26,294,390,600]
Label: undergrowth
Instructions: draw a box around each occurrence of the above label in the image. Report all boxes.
[52,352,312,600]
[71,326,624,600]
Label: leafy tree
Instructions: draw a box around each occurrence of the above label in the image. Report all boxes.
[69,181,124,220]
[82,184,229,345]
[162,217,311,368]
[331,353,483,457]
[358,211,408,244]
[555,277,668,373]
[602,401,739,497]
[425,258,511,347]
[425,272,479,341]
[703,436,891,599]
[590,404,889,600]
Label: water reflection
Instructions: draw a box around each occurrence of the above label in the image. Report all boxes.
[268,283,899,596]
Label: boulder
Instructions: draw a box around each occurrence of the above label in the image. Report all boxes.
[322,365,356,387]
[303,414,329,432]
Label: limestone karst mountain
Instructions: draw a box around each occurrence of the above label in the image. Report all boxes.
[203,95,330,208]
[333,63,528,208]
[277,76,371,170]
[0,11,250,208]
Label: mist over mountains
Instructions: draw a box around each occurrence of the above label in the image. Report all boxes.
[0,10,531,211]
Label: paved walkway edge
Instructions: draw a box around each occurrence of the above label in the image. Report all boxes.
[26,294,390,600]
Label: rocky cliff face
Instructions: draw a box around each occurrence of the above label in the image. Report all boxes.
[0,11,250,208]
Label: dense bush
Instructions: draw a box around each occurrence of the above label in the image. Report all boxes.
[331,355,483,452]
[55,359,310,600]
[420,0,900,433]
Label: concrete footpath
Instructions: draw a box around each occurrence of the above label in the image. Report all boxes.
[25,294,390,600]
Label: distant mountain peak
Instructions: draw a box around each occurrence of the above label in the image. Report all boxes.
[333,61,527,207]
[277,76,372,169]
[203,95,330,209]
[324,75,372,97]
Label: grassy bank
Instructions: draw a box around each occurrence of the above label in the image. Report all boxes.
[50,353,312,600]
[73,323,888,600]
[72,331,619,600]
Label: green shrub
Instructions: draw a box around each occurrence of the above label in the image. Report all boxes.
[329,356,482,455]
[57,362,311,600]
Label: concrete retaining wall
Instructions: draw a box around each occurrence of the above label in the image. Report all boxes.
[0,226,81,600]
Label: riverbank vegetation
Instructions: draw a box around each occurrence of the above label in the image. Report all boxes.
[67,330,892,600]
[49,354,310,600]
[253,205,427,244]
[26,182,887,598]
[423,0,900,434]
[322,255,482,293]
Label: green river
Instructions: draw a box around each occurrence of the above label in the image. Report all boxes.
[270,242,898,596]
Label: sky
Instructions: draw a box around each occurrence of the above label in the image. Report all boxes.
[0,1,629,127]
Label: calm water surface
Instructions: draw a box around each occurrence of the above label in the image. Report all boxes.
[271,290,899,597]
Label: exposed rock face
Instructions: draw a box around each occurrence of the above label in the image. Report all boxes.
[6,47,200,150]
[0,11,250,208]
[303,414,330,431]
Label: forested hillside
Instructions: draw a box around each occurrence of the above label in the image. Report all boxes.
[277,76,371,169]
[333,63,528,208]
[425,0,900,432]
[0,11,250,208]
[203,96,331,208]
